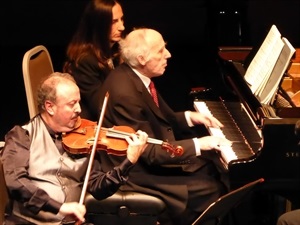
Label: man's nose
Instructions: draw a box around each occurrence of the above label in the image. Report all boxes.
[165,49,171,58]
[76,103,82,114]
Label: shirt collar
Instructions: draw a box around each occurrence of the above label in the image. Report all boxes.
[39,115,62,140]
[131,67,151,88]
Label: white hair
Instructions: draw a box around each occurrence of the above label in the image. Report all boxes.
[119,28,160,67]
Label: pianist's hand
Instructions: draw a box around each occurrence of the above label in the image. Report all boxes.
[198,136,232,151]
[189,111,224,128]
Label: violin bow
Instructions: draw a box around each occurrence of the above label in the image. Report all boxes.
[63,92,109,224]
[79,92,109,204]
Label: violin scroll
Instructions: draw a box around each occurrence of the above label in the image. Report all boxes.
[161,142,184,158]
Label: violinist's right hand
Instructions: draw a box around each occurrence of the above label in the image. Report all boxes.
[59,202,86,223]
[125,130,148,164]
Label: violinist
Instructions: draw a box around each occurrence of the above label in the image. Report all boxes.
[0,72,148,225]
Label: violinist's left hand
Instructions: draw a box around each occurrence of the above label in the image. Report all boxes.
[189,111,224,128]
[125,130,148,164]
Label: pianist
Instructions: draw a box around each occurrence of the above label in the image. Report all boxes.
[94,28,232,225]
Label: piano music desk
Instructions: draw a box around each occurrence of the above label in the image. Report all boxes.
[218,46,252,62]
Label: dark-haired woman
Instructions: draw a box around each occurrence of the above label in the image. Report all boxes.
[63,0,125,121]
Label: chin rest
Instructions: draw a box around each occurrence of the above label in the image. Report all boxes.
[84,191,166,225]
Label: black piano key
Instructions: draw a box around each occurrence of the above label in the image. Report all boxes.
[204,101,262,158]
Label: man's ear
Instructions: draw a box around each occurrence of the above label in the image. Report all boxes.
[137,55,147,66]
[45,100,54,115]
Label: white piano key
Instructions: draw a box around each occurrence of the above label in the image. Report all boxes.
[194,101,238,164]
[210,127,225,138]
[220,145,238,164]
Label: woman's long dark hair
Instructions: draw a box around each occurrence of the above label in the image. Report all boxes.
[63,0,122,72]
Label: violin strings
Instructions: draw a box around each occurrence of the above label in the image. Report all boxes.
[103,128,163,145]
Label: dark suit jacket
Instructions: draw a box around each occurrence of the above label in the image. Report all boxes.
[96,63,214,215]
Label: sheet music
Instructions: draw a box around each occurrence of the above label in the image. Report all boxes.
[244,25,296,105]
[254,37,284,96]
[244,25,282,94]
[258,37,296,104]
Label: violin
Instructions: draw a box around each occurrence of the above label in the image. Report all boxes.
[62,118,184,157]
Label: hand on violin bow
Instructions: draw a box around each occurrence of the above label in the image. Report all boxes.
[59,202,86,223]
[189,111,224,128]
[125,130,148,164]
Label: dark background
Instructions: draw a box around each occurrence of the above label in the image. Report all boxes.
[1,0,300,141]
[1,1,300,224]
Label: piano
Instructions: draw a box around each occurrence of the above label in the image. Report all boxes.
[193,47,300,209]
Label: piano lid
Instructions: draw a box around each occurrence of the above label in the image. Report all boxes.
[218,59,263,125]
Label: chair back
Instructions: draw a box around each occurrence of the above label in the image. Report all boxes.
[0,142,9,225]
[22,45,54,118]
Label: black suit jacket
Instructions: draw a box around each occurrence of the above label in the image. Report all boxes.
[96,63,213,215]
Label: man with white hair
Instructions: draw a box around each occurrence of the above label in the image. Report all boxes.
[95,28,232,225]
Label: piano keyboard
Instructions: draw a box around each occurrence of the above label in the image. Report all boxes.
[194,100,262,168]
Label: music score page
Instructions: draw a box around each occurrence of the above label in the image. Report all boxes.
[244,25,296,105]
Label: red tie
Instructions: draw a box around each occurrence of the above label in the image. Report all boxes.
[149,81,159,107]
